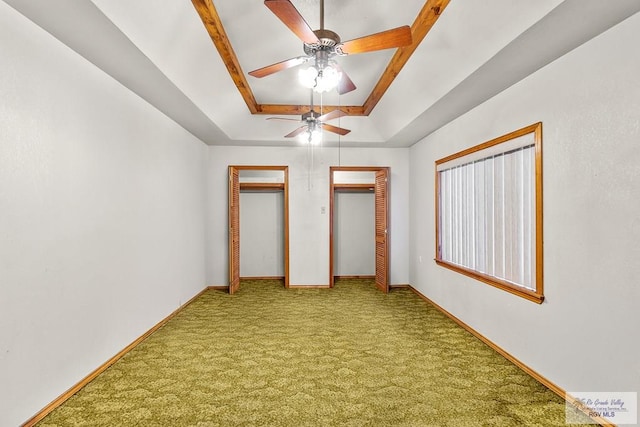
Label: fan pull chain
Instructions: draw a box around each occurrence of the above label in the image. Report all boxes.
[338,91,341,166]
[307,142,312,191]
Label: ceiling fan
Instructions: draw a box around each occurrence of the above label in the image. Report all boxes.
[249,0,413,95]
[267,91,350,143]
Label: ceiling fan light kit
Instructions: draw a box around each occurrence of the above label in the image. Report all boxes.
[298,61,342,93]
[299,125,323,145]
[298,29,343,93]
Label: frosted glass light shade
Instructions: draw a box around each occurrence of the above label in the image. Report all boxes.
[298,66,319,89]
[298,64,342,93]
[299,127,322,145]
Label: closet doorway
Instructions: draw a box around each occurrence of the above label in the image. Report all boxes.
[329,167,389,293]
[228,166,289,294]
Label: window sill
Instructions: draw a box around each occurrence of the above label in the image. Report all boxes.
[435,259,544,304]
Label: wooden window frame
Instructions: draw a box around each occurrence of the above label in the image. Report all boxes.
[434,122,544,304]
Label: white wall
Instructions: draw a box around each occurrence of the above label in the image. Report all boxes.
[0,5,208,426]
[409,11,640,398]
[207,146,410,286]
[240,191,284,277]
[334,192,375,276]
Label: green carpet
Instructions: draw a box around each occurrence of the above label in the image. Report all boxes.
[38,279,593,426]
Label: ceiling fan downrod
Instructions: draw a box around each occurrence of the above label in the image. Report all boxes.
[304,0,340,60]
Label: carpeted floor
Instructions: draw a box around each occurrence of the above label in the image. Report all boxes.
[37,279,593,426]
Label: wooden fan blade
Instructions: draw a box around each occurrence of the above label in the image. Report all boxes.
[264,0,319,44]
[317,109,347,123]
[321,123,351,136]
[333,63,356,95]
[339,25,412,55]
[285,126,307,138]
[249,57,306,78]
[267,117,301,122]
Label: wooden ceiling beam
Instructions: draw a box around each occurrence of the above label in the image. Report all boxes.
[256,104,366,117]
[363,0,450,115]
[191,0,259,114]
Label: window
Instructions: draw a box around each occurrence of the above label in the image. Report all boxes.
[435,122,543,303]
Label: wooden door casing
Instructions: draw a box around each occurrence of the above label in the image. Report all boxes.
[375,169,389,293]
[228,167,240,294]
[329,166,390,292]
[228,166,289,293]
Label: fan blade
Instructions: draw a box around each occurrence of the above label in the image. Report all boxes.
[317,109,347,123]
[249,56,307,78]
[264,0,319,44]
[321,123,351,136]
[333,63,356,95]
[285,126,307,138]
[267,117,302,122]
[339,25,412,55]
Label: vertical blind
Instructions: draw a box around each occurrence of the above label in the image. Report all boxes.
[438,144,536,290]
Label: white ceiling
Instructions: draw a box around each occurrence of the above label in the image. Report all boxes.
[5,0,640,147]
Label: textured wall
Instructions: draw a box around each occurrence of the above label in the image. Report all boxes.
[0,4,208,425]
[409,12,640,399]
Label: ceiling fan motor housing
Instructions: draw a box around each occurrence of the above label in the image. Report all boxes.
[303,29,342,68]
[302,110,321,122]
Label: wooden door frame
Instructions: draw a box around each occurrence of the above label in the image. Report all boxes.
[329,166,390,289]
[228,165,290,291]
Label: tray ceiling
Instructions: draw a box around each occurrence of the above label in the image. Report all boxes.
[4,0,640,147]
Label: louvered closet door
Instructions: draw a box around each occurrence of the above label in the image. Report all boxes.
[228,167,240,294]
[375,169,389,293]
